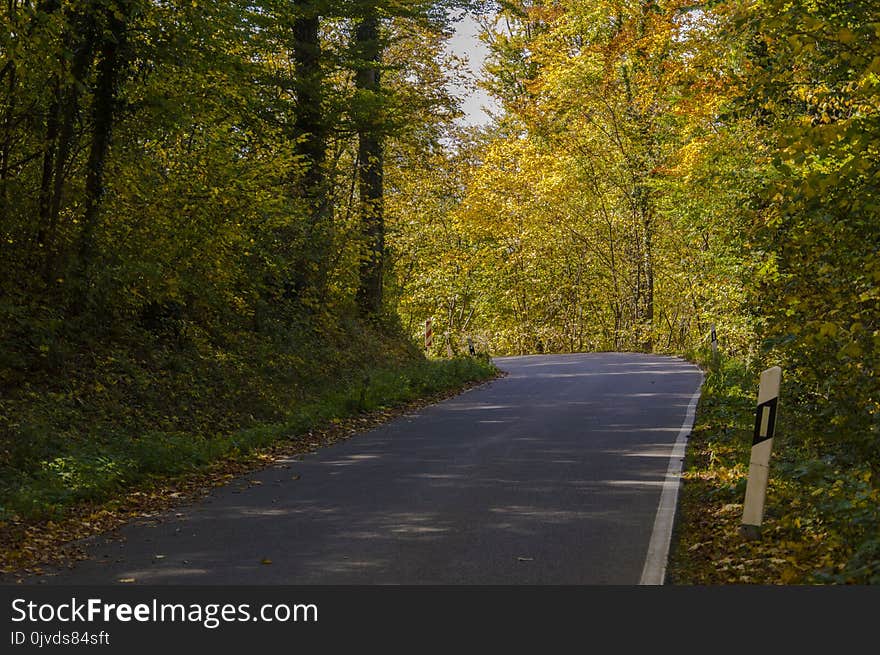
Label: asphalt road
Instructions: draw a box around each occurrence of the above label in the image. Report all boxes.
[23,352,703,585]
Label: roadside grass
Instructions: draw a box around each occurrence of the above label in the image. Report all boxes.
[0,319,498,573]
[667,351,880,584]
[0,356,496,524]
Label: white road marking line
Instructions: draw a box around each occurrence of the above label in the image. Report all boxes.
[639,373,704,585]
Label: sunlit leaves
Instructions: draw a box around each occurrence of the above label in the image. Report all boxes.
[741,0,880,452]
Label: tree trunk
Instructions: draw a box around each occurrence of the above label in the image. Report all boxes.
[37,87,59,233]
[354,13,384,317]
[642,206,654,351]
[77,4,129,280]
[0,58,15,226]
[35,0,65,243]
[43,9,97,281]
[0,0,18,226]
[290,4,330,294]
[292,5,326,213]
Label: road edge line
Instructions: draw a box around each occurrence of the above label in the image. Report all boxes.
[639,372,704,585]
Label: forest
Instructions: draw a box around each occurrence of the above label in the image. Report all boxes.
[1,0,878,583]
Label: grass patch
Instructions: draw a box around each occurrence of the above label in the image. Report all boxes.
[0,301,499,576]
[0,354,496,525]
[667,350,880,584]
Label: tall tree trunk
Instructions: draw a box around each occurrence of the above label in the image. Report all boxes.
[38,87,59,233]
[35,0,64,244]
[77,4,129,281]
[642,204,654,352]
[354,13,384,316]
[0,0,19,219]
[0,58,15,226]
[43,8,97,281]
[292,4,326,213]
[38,86,61,237]
[289,2,330,296]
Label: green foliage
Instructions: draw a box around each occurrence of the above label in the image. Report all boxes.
[738,0,880,460]
[0,0,475,526]
[669,353,880,584]
[0,322,496,521]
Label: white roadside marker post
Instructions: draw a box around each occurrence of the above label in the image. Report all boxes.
[711,324,718,358]
[425,318,433,352]
[740,366,782,539]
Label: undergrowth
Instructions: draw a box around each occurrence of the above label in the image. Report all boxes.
[668,350,880,584]
[0,314,496,524]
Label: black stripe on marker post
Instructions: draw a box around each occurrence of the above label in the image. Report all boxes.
[752,397,778,446]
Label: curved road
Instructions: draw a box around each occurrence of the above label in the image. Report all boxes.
[24,353,702,585]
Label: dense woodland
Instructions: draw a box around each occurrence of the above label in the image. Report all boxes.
[0,0,495,528]
[0,0,877,581]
